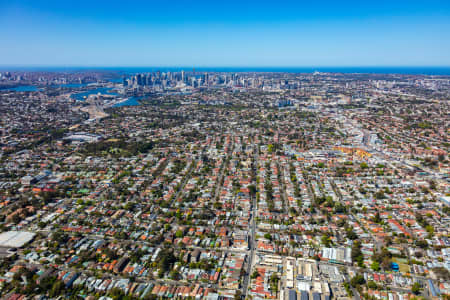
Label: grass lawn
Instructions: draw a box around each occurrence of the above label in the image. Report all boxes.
[392,257,410,273]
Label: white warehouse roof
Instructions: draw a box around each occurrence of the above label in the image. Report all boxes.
[0,231,36,248]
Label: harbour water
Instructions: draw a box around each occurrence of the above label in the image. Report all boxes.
[71,87,118,101]
[0,85,42,92]
[113,96,142,107]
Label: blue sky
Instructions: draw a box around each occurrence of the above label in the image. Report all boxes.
[1,0,450,67]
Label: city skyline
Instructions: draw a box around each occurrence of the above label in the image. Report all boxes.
[1,0,450,67]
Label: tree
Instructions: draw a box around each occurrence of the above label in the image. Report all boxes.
[373,211,382,223]
[346,229,357,240]
[251,270,260,279]
[248,185,257,196]
[411,282,421,295]
[425,225,434,236]
[351,241,364,267]
[234,290,242,300]
[371,261,380,271]
[381,257,392,270]
[375,190,386,200]
[373,248,392,270]
[343,282,353,297]
[157,249,177,273]
[429,180,437,190]
[52,231,69,243]
[11,213,21,224]
[367,281,378,290]
[38,221,47,229]
[38,276,57,293]
[169,269,181,280]
[350,274,366,287]
[13,271,22,282]
[321,234,332,247]
[109,287,126,300]
[49,281,65,297]
[334,202,346,213]
[416,239,428,249]
[269,273,279,293]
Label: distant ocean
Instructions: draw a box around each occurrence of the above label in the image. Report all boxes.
[2,66,450,75]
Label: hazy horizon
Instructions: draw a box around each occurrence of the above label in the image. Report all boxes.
[2,66,450,76]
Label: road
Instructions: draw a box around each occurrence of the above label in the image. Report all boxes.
[241,192,257,298]
[241,146,259,298]
[169,159,196,207]
[213,138,233,202]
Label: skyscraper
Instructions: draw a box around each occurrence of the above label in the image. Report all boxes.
[136,74,142,86]
[204,72,209,86]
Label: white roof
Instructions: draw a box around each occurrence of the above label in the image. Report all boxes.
[0,231,35,248]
